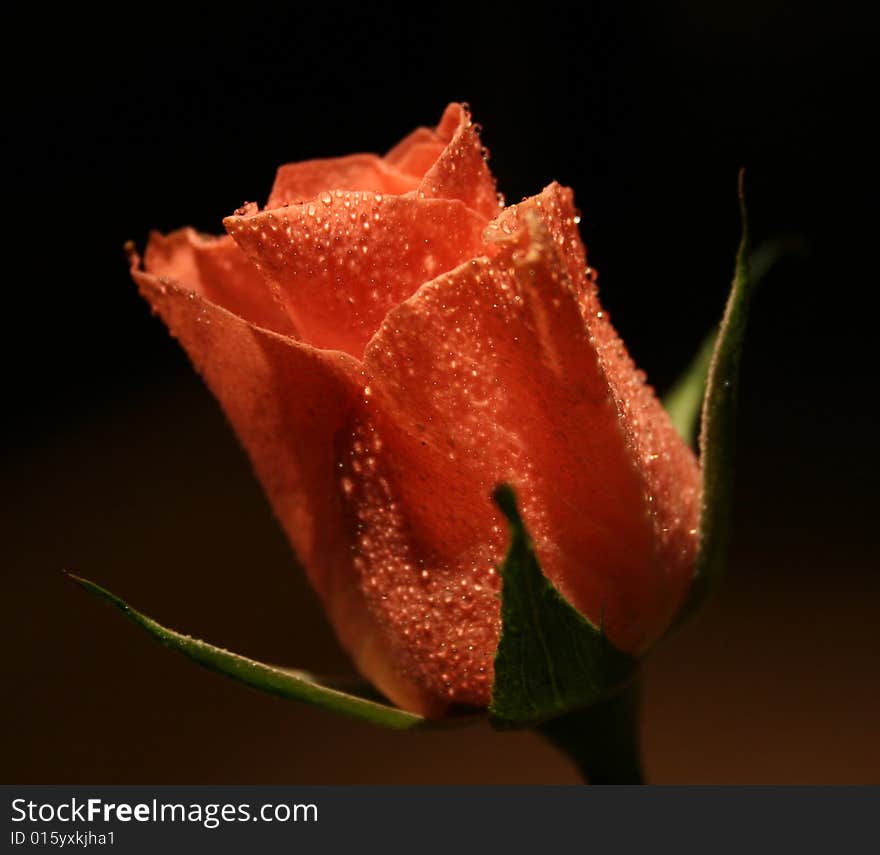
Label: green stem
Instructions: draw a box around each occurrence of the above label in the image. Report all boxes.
[538,680,643,784]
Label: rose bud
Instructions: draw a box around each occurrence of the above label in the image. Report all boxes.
[129,103,701,718]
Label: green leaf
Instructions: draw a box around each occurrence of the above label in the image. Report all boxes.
[488,485,638,728]
[65,572,424,730]
[674,172,756,625]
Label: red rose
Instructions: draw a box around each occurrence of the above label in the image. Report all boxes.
[130,103,700,717]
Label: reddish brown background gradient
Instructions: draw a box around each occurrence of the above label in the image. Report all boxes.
[3,2,876,782]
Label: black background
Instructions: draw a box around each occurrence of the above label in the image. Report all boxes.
[4,2,877,782]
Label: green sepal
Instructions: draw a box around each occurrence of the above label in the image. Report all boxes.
[663,330,718,448]
[65,572,424,730]
[673,172,755,626]
[488,485,638,728]
[663,237,802,448]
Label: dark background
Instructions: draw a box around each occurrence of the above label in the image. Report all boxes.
[4,2,877,782]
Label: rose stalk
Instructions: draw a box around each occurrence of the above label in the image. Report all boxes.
[71,104,756,782]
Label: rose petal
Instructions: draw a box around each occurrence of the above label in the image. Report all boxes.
[266,102,496,214]
[493,185,702,611]
[267,103,499,220]
[489,183,587,295]
[268,154,421,209]
[336,185,699,707]
[224,193,491,357]
[384,127,447,176]
[417,103,501,219]
[141,228,295,336]
[130,254,443,716]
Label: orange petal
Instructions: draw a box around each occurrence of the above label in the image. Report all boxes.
[490,186,703,640]
[130,253,444,716]
[384,126,447,176]
[268,154,420,208]
[267,103,500,220]
[417,103,501,219]
[141,228,295,336]
[335,185,699,708]
[224,193,491,357]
